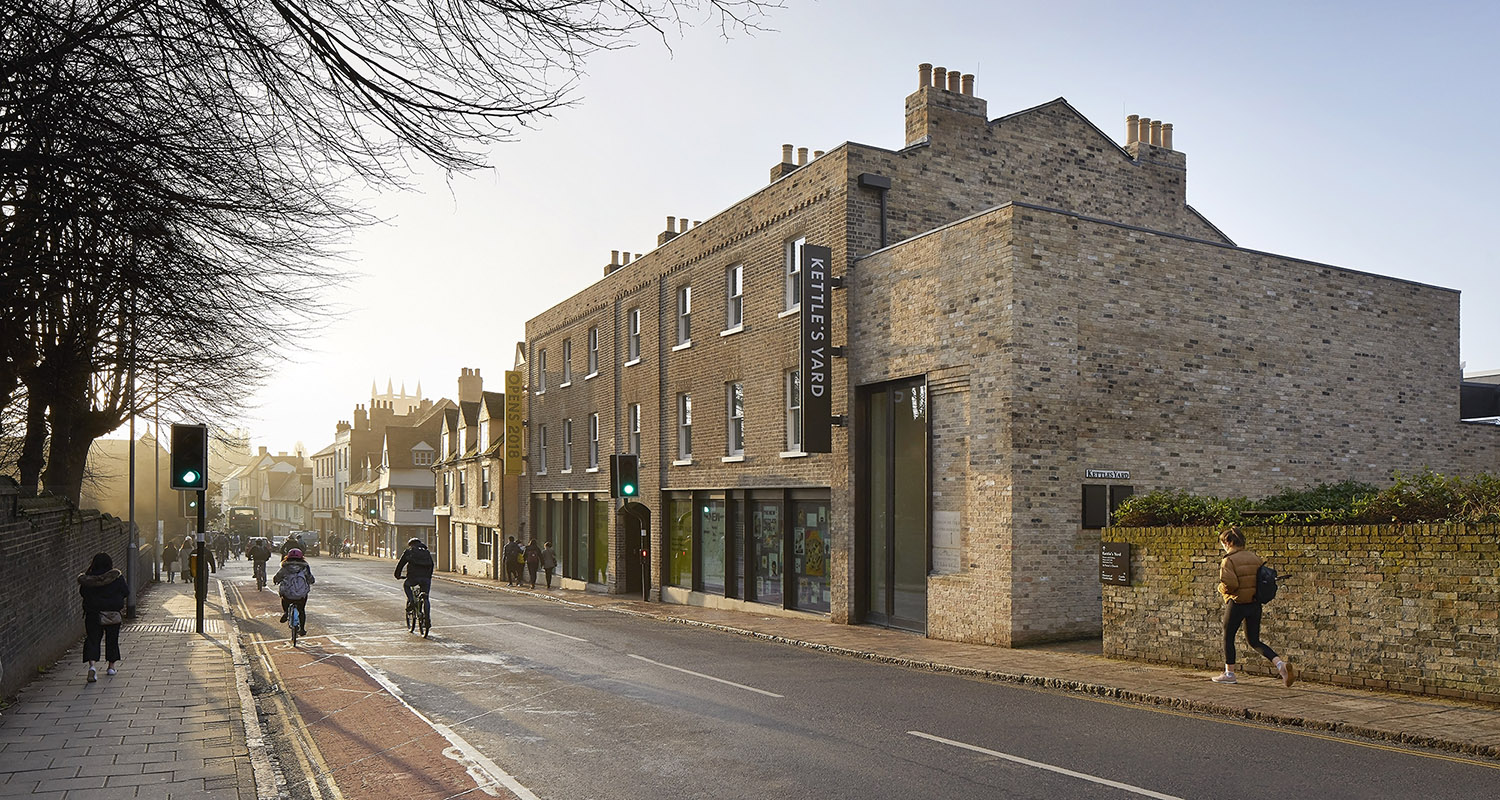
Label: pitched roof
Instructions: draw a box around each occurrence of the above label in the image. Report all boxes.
[383,426,437,470]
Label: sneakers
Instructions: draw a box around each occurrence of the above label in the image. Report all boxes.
[87,666,97,683]
[279,612,288,622]
[1278,660,1297,688]
[297,627,307,636]
[106,667,117,676]
[1210,671,1237,684]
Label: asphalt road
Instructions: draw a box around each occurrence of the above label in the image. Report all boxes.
[228,556,1499,800]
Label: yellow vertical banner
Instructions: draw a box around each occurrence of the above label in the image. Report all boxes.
[504,370,524,475]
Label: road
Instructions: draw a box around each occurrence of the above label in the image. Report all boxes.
[225,556,1499,800]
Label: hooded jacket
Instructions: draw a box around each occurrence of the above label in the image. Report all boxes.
[78,568,129,614]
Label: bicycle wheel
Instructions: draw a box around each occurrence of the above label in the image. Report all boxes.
[406,599,417,633]
[419,595,430,638]
[290,607,300,646]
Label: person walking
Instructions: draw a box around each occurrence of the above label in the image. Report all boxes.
[524,539,542,588]
[78,552,129,683]
[1211,527,1296,687]
[162,540,180,583]
[501,536,522,586]
[178,536,194,581]
[540,541,558,589]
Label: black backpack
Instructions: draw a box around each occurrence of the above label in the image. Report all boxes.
[1256,563,1279,604]
[407,546,434,568]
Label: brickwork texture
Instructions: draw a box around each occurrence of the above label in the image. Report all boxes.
[1,490,155,699]
[1101,524,1500,703]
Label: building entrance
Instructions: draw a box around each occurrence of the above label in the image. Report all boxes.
[863,377,929,632]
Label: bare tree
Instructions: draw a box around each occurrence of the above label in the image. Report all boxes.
[2,0,780,502]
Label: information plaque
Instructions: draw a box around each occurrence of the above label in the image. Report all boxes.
[1100,541,1131,585]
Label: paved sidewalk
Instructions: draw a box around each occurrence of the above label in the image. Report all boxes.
[438,570,1500,762]
[0,576,271,799]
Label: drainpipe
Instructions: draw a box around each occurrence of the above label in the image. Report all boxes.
[858,173,892,248]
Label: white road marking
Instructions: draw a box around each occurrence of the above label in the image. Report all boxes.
[627,654,783,698]
[507,621,588,642]
[908,731,1185,800]
[349,655,539,800]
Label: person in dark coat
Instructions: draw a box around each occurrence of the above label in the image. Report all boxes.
[523,539,542,588]
[78,552,129,682]
[501,536,522,585]
[162,540,180,582]
[540,541,558,589]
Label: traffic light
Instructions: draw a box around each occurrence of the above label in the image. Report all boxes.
[610,454,639,498]
[170,423,208,491]
[180,490,200,518]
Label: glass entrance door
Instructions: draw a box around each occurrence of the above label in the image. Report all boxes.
[865,377,929,632]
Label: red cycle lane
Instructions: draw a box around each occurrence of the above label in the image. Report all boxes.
[235,583,528,799]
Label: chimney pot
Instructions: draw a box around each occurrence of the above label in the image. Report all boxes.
[693,220,701,227]
[797,147,808,165]
[1126,114,1139,145]
[947,70,961,92]
[679,217,688,233]
[1150,119,1162,146]
[813,150,824,159]
[961,73,974,96]
[782,143,793,164]
[611,249,619,265]
[623,252,631,265]
[919,63,932,88]
[933,66,947,90]
[1162,122,1173,149]
[666,215,676,232]
[1137,117,1152,145]
[634,253,642,261]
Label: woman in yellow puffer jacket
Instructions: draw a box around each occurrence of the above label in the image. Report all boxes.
[1211,527,1296,687]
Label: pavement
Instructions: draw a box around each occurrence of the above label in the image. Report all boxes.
[5,561,1499,799]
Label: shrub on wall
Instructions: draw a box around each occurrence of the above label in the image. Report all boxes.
[1113,469,1500,526]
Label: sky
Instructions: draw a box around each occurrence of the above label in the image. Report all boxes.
[219,0,1500,455]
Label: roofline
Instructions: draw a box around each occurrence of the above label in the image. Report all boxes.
[855,200,1459,295]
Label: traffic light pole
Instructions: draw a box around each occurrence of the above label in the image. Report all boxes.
[195,489,206,634]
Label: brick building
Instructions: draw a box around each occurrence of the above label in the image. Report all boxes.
[433,368,521,579]
[522,64,1500,645]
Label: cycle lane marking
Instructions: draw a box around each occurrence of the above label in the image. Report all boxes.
[908,730,1185,800]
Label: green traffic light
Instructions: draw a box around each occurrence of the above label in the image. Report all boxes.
[623,483,637,496]
[180,469,201,485]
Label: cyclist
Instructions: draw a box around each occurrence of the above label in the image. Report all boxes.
[394,537,434,623]
[273,548,315,636]
[247,537,272,589]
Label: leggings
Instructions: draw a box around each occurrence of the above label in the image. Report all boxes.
[1223,601,1278,665]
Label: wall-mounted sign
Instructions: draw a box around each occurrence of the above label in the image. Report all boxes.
[1086,469,1131,480]
[1100,541,1131,585]
[800,244,833,453]
[504,370,524,475]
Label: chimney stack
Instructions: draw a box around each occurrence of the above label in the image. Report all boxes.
[457,367,483,404]
[771,143,799,181]
[906,63,987,147]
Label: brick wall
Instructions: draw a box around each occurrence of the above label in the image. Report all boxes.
[0,488,154,699]
[1102,524,1500,702]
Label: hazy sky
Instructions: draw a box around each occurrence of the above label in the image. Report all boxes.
[228,0,1500,455]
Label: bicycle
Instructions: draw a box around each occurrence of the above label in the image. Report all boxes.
[288,603,302,646]
[254,560,267,591]
[406,584,430,638]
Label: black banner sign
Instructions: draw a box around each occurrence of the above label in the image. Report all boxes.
[800,244,833,453]
[1100,542,1131,585]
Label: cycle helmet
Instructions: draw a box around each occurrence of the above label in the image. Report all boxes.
[288,548,303,558]
[408,537,423,546]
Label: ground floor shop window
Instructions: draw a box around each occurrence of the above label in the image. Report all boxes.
[663,489,828,613]
[667,496,693,588]
[532,493,610,584]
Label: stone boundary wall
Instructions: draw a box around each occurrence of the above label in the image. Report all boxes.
[1102,524,1500,703]
[0,487,154,699]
